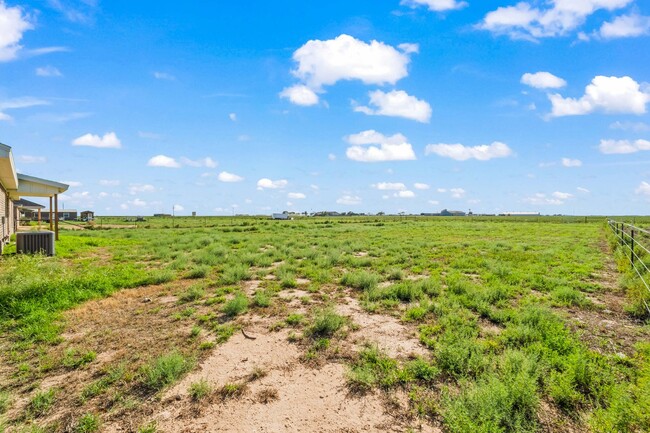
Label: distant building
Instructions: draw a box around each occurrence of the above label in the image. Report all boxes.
[272,213,290,220]
[80,210,95,221]
[440,209,466,217]
[14,198,45,220]
[44,209,78,221]
[153,213,172,217]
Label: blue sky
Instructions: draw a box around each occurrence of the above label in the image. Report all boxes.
[1,0,650,216]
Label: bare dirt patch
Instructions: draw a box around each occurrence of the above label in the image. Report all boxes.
[337,297,428,359]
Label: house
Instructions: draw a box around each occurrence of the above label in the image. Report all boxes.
[440,209,466,217]
[14,198,46,221]
[272,213,290,220]
[80,210,95,221]
[0,143,69,252]
[43,209,78,222]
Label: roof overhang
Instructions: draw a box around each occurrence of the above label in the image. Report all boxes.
[0,143,19,193]
[16,174,69,198]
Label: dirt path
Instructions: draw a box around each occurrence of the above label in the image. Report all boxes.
[563,233,649,357]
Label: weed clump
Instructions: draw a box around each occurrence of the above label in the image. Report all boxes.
[222,293,249,317]
[341,271,380,291]
[306,308,346,338]
[141,352,193,391]
[188,379,212,401]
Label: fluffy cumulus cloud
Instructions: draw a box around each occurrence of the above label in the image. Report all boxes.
[636,181,650,196]
[336,194,362,205]
[147,155,180,168]
[599,138,650,154]
[291,34,415,89]
[414,183,430,190]
[479,0,633,40]
[521,71,566,89]
[600,14,650,38]
[257,178,288,189]
[549,76,650,117]
[425,141,513,161]
[279,84,320,106]
[218,171,244,182]
[450,188,466,198]
[282,34,417,105]
[354,90,432,123]
[395,190,415,198]
[72,132,122,149]
[288,192,306,199]
[0,1,32,61]
[373,182,406,191]
[561,157,583,167]
[401,0,467,12]
[345,130,417,162]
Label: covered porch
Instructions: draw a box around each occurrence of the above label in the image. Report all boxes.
[14,174,69,240]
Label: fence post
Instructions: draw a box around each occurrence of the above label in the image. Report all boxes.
[631,229,635,265]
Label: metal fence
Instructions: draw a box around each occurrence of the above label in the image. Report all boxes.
[608,220,650,314]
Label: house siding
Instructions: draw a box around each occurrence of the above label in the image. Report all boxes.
[0,182,14,249]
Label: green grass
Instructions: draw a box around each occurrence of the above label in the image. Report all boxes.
[306,308,346,338]
[141,352,193,391]
[28,388,56,418]
[74,413,101,433]
[222,293,249,317]
[188,379,212,401]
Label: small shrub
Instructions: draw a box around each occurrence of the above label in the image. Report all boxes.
[253,290,272,308]
[0,390,10,414]
[185,265,210,279]
[214,324,236,343]
[222,293,249,317]
[285,313,303,326]
[218,382,247,399]
[341,271,380,291]
[138,421,158,433]
[307,308,346,338]
[220,264,251,284]
[189,379,212,401]
[62,348,97,369]
[178,285,205,303]
[141,352,193,391]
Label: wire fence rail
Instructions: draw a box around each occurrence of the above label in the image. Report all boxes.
[607,219,650,315]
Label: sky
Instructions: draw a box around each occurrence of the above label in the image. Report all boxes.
[1,0,650,216]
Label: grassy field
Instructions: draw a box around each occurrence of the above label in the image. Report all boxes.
[0,216,649,432]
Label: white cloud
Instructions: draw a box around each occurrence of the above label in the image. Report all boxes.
[257,178,288,189]
[173,204,184,212]
[437,188,447,193]
[577,187,591,193]
[450,188,466,198]
[414,183,430,190]
[61,180,82,187]
[0,96,50,119]
[0,112,11,121]
[128,184,155,195]
[345,130,417,162]
[128,198,147,208]
[552,191,574,200]
[218,171,244,182]
[229,112,237,121]
[549,76,650,117]
[147,155,180,168]
[0,1,32,62]
[428,200,440,205]
[373,182,406,191]
[153,71,176,80]
[288,192,306,199]
[17,155,46,163]
[521,71,566,89]
[395,190,415,198]
[401,0,467,12]
[98,192,108,198]
[99,179,120,186]
[72,132,122,149]
[636,181,650,196]
[561,157,583,167]
[523,193,563,205]
[599,138,650,154]
[289,34,416,91]
[310,184,319,190]
[328,153,336,161]
[609,121,650,132]
[425,141,513,161]
[279,84,319,106]
[354,90,431,123]
[35,65,62,77]
[479,0,632,41]
[336,194,361,205]
[180,157,218,168]
[600,14,650,39]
